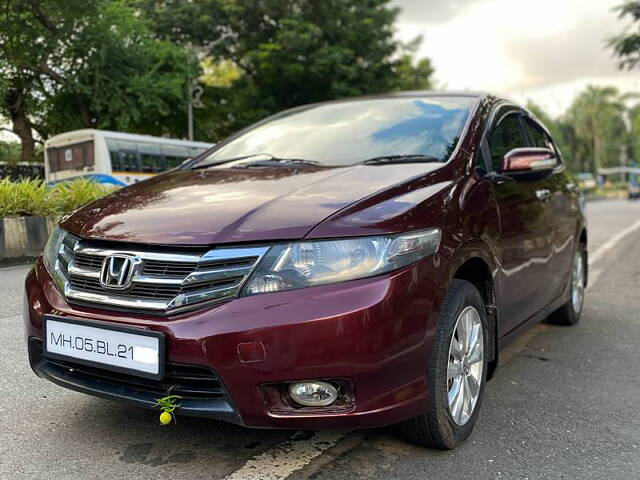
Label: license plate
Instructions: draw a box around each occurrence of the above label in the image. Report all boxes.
[43,316,164,380]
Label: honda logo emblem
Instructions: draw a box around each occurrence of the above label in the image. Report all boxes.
[99,255,140,290]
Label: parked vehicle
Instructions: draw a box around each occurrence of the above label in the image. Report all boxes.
[629,172,640,199]
[44,129,213,185]
[575,172,596,190]
[24,93,587,449]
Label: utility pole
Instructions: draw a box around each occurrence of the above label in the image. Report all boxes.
[186,78,204,141]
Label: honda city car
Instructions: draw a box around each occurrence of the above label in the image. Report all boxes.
[24,92,587,449]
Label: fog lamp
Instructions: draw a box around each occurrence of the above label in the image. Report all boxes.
[288,381,338,407]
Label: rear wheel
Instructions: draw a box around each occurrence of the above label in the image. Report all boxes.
[399,280,488,449]
[549,245,586,326]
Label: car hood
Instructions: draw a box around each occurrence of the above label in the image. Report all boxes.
[62,164,444,245]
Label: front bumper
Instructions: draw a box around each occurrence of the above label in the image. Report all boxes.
[24,255,449,429]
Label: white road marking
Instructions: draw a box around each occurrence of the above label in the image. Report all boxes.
[586,218,640,290]
[223,430,348,480]
[588,218,640,265]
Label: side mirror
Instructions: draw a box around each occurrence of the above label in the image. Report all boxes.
[502,148,557,174]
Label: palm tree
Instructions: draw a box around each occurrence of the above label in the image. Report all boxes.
[565,86,627,173]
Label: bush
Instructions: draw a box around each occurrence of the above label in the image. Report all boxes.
[0,178,117,217]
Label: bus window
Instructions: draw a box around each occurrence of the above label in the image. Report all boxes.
[106,139,124,171]
[138,142,163,173]
[189,147,208,157]
[162,144,190,168]
[118,140,139,172]
[47,141,95,173]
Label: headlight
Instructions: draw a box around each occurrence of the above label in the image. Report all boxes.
[244,228,441,295]
[42,226,68,289]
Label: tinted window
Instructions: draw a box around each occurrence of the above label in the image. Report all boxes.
[193,96,476,167]
[120,151,139,172]
[107,139,191,173]
[189,147,207,156]
[488,113,526,171]
[138,142,164,172]
[106,139,124,171]
[162,145,190,168]
[523,118,550,149]
[106,139,139,172]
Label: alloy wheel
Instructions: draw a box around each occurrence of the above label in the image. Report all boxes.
[571,251,585,314]
[447,306,484,426]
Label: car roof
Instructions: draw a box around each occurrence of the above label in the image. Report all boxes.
[313,90,488,104]
[279,91,498,118]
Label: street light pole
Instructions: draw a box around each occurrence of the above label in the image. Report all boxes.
[187,90,194,141]
[186,78,204,141]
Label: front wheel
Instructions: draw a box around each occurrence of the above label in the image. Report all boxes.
[399,279,489,449]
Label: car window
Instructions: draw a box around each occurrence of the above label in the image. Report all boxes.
[523,117,562,164]
[488,113,526,171]
[522,118,549,148]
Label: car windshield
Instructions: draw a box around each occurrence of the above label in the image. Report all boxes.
[190,96,476,168]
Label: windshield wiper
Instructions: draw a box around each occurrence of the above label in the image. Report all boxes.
[231,158,322,168]
[191,153,272,170]
[191,153,321,170]
[361,154,442,165]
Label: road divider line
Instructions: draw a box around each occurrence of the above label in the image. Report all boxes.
[223,430,349,480]
[588,218,640,266]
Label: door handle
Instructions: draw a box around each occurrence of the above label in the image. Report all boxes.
[535,188,551,201]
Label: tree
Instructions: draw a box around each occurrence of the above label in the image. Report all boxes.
[43,2,197,138]
[566,86,627,173]
[392,36,435,91]
[1,0,435,153]
[0,0,95,161]
[526,101,582,173]
[0,140,21,165]
[526,101,562,142]
[526,89,631,175]
[0,0,197,160]
[141,0,435,140]
[609,1,640,69]
[628,103,640,164]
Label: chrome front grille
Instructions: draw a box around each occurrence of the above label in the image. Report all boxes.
[53,237,268,314]
[141,260,197,276]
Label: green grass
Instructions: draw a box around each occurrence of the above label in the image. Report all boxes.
[0,178,117,217]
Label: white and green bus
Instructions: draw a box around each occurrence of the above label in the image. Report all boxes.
[44,129,213,185]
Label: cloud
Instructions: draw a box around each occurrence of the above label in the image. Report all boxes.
[393,0,488,24]
[504,5,626,91]
[393,0,637,114]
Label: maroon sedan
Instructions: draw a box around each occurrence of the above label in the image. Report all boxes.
[24,92,587,449]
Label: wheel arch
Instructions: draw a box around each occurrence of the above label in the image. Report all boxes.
[579,227,587,246]
[447,244,500,380]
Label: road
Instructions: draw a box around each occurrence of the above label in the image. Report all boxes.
[1,199,639,479]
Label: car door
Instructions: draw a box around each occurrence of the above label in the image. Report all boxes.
[522,116,578,301]
[484,109,555,335]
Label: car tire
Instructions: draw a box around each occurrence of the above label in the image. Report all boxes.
[548,244,586,326]
[399,279,489,449]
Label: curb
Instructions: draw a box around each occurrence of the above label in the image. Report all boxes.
[0,216,60,260]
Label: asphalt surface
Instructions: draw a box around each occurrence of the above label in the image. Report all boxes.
[1,199,639,479]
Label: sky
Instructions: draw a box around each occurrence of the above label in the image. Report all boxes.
[393,0,640,116]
